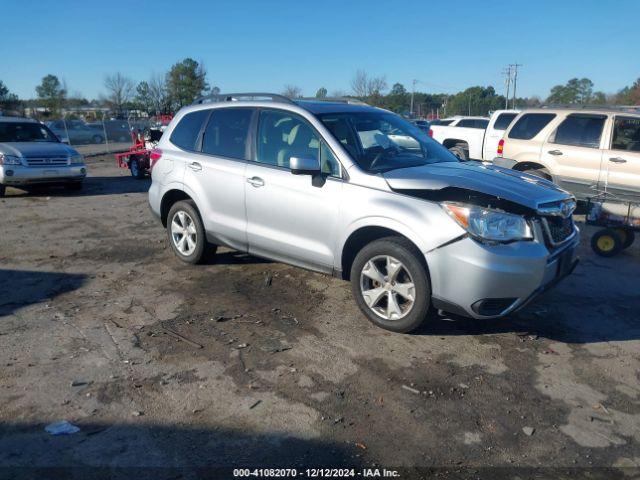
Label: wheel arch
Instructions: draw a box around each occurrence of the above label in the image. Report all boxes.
[160,189,195,227]
[339,222,429,281]
[442,138,469,150]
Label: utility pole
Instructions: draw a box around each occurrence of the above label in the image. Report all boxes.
[410,79,417,117]
[510,63,523,109]
[502,66,512,109]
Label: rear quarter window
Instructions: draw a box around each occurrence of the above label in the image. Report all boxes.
[508,113,556,140]
[169,110,210,151]
[493,113,517,130]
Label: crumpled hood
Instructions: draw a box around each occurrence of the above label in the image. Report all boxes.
[383,161,572,211]
[0,142,78,158]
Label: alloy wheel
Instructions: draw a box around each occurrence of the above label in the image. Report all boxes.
[359,255,415,320]
[171,211,198,256]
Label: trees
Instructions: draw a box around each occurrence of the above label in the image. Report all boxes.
[104,73,134,117]
[166,58,209,109]
[282,85,302,98]
[135,81,153,113]
[315,87,328,99]
[546,78,606,105]
[0,80,20,112]
[444,86,506,116]
[614,78,640,105]
[36,74,66,115]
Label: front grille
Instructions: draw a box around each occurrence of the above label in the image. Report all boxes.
[542,216,574,246]
[25,156,69,167]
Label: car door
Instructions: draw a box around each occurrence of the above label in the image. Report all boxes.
[600,115,640,200]
[245,108,343,273]
[180,107,255,252]
[540,113,607,199]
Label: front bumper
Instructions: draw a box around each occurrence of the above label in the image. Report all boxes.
[0,165,87,185]
[426,232,579,319]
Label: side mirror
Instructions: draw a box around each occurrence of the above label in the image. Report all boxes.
[290,156,320,175]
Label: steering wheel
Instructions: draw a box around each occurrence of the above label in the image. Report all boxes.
[369,145,399,170]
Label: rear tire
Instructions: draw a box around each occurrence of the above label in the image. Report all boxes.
[448,145,468,161]
[167,200,216,264]
[591,228,622,257]
[92,134,104,144]
[350,236,431,333]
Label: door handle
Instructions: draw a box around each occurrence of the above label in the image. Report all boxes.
[609,157,627,164]
[548,150,563,156]
[188,162,202,171]
[247,176,265,187]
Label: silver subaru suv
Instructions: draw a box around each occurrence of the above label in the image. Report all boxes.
[149,93,579,332]
[0,116,86,196]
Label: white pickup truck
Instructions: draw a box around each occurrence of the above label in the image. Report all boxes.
[429,110,520,161]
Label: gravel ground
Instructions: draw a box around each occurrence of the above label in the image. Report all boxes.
[0,155,639,479]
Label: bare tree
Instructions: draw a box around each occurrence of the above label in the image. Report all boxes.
[367,75,387,96]
[351,70,387,97]
[104,73,134,117]
[148,72,170,114]
[282,85,302,98]
[351,70,369,97]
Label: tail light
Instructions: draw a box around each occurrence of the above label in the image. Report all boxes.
[497,139,504,156]
[149,148,163,170]
[428,128,433,137]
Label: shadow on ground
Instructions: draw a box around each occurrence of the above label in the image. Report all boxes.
[0,422,360,480]
[3,176,150,198]
[0,269,86,316]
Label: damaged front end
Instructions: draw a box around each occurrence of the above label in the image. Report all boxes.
[382,164,579,319]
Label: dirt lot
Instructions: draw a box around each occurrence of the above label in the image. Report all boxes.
[1,155,639,478]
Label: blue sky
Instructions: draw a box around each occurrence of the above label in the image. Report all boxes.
[1,0,637,100]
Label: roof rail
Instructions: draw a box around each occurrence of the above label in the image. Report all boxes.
[299,97,369,106]
[541,104,640,112]
[192,92,296,105]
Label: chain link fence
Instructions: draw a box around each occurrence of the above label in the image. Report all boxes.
[22,111,163,157]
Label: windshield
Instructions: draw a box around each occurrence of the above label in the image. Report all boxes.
[319,111,457,173]
[0,122,59,143]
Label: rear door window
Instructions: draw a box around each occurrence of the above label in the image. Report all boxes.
[201,107,254,160]
[169,110,210,151]
[508,113,556,140]
[611,116,640,152]
[492,113,517,130]
[551,114,606,148]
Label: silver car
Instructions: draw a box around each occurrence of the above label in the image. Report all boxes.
[149,93,579,332]
[0,117,86,196]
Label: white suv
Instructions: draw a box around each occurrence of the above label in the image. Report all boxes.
[494,107,640,201]
[149,93,579,332]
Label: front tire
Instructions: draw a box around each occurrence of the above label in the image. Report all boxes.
[350,236,431,333]
[92,135,104,144]
[0,184,5,197]
[167,200,215,264]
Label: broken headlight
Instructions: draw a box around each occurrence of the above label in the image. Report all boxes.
[442,202,532,243]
